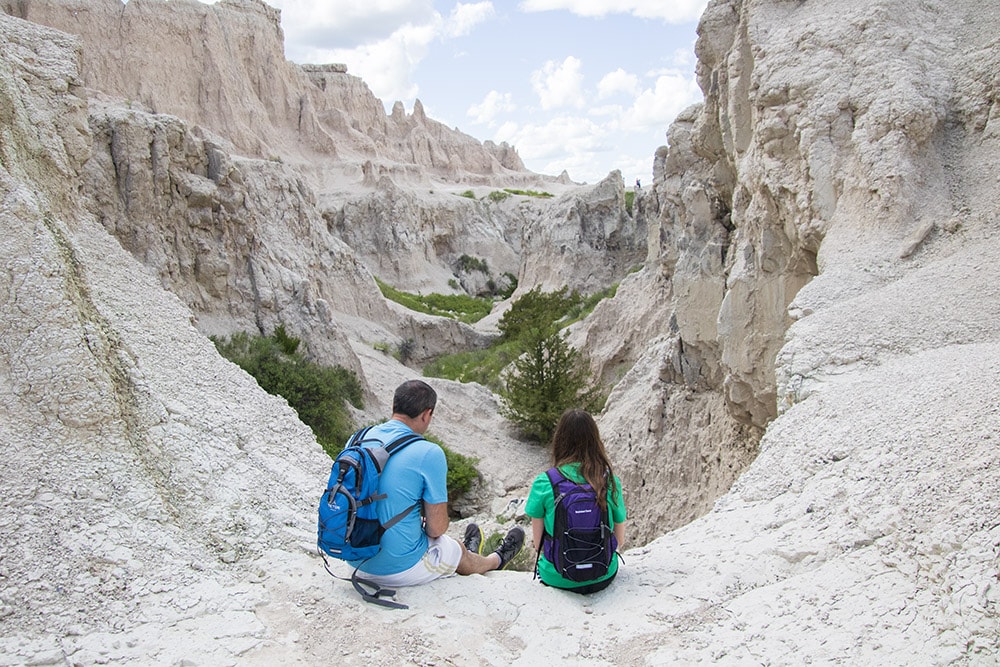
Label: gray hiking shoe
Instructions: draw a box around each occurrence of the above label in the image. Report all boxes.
[463,522,484,555]
[493,526,525,570]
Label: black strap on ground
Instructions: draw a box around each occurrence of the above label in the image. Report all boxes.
[351,566,409,610]
[318,549,408,609]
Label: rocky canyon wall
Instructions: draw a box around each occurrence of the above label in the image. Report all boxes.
[0,13,326,656]
[575,0,1000,548]
[0,14,541,662]
[2,0,648,366]
[0,0,530,184]
[0,0,801,557]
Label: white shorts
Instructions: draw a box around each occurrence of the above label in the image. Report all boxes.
[360,534,463,587]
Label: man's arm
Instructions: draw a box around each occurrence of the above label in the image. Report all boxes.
[423,501,449,538]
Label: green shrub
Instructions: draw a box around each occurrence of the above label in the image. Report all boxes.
[458,190,476,199]
[487,190,511,203]
[625,190,635,216]
[497,272,518,300]
[456,254,489,274]
[423,340,521,392]
[375,277,492,323]
[212,326,363,457]
[439,441,480,499]
[503,188,553,198]
[272,324,300,354]
[397,338,416,364]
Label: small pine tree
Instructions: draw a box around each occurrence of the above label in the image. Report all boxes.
[500,329,602,443]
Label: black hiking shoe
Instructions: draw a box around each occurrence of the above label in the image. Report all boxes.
[493,526,525,570]
[463,522,484,555]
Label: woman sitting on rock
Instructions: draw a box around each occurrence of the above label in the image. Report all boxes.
[524,408,626,594]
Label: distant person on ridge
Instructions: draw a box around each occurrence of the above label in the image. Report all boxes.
[524,408,626,593]
[351,380,525,590]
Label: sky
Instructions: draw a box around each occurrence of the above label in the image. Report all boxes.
[205,0,709,186]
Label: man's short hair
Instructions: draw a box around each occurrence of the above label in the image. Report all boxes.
[393,379,437,418]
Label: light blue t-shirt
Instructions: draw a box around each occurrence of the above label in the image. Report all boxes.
[350,419,448,576]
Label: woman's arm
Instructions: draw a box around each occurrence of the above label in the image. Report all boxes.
[614,520,625,546]
[531,517,545,552]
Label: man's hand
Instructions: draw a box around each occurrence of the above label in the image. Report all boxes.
[423,501,449,538]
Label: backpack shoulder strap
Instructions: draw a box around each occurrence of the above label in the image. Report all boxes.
[535,467,572,580]
[384,432,424,455]
[346,425,374,448]
[351,566,409,610]
[546,466,572,505]
[377,432,425,532]
[535,467,562,578]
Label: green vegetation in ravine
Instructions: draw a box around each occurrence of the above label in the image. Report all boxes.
[375,277,493,324]
[503,188,553,198]
[455,188,553,201]
[212,326,362,457]
[214,327,481,500]
[487,190,511,203]
[422,339,522,393]
[425,285,606,443]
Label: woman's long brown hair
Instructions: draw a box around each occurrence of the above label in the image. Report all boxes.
[550,409,617,510]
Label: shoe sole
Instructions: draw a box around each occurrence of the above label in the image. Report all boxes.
[498,529,525,570]
[465,524,484,555]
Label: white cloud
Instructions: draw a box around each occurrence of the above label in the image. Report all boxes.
[669,44,697,69]
[495,66,702,182]
[467,90,516,125]
[530,57,586,111]
[518,0,708,23]
[496,115,607,161]
[597,68,639,99]
[494,114,623,182]
[275,0,434,50]
[622,69,702,131]
[444,2,496,38]
[589,103,626,119]
[282,2,497,108]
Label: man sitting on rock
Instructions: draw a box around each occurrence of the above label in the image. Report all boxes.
[351,379,524,589]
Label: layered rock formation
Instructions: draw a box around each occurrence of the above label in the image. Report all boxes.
[0,0,530,185]
[1,0,998,664]
[3,0,647,369]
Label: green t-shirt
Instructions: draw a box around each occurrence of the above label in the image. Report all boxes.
[524,462,626,589]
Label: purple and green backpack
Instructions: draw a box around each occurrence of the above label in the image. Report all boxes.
[538,467,618,582]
